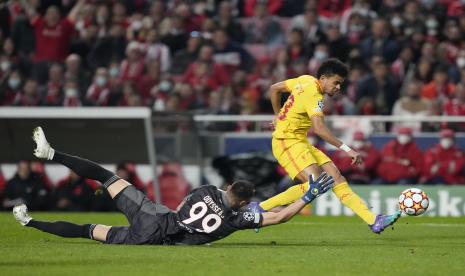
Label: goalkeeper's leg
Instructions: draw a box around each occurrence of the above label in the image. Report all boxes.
[13,204,111,242]
[32,126,129,198]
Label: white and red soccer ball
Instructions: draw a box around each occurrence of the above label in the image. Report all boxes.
[398,188,429,216]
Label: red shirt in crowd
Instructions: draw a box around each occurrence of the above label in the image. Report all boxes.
[422,144,465,184]
[332,143,380,183]
[32,17,74,62]
[376,140,423,182]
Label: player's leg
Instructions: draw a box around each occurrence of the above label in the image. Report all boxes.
[32,126,128,198]
[321,161,400,233]
[13,204,110,242]
[258,139,322,211]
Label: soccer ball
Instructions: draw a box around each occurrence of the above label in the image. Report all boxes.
[398,188,429,216]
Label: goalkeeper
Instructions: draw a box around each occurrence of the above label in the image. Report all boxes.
[13,127,333,245]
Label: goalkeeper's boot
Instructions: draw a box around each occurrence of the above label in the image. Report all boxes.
[13,204,32,226]
[32,127,55,160]
[369,210,401,234]
[247,202,265,233]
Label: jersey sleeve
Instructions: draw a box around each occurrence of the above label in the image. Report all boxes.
[284,78,298,92]
[229,211,262,230]
[304,89,324,118]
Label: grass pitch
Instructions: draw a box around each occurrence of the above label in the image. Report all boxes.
[1,212,464,276]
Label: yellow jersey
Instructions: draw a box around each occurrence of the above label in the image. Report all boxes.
[272,75,324,140]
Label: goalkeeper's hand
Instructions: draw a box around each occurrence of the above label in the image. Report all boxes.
[302,172,334,204]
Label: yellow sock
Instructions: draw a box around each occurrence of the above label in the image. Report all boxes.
[259,182,309,210]
[332,182,376,225]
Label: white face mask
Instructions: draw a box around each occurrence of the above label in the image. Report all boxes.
[8,78,20,89]
[1,61,10,71]
[440,138,453,149]
[96,76,107,87]
[314,50,328,60]
[397,134,411,145]
[457,57,465,68]
[109,67,119,77]
[352,140,364,150]
[65,88,78,97]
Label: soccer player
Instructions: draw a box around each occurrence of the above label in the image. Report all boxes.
[12,127,334,245]
[249,58,400,234]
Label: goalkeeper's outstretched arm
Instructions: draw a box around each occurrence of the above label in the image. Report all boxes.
[260,173,334,227]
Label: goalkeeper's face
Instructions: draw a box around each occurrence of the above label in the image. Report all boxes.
[321,74,344,97]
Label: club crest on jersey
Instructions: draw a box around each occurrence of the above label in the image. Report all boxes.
[315,100,324,112]
[243,212,255,221]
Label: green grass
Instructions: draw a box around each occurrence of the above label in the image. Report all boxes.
[1,212,464,276]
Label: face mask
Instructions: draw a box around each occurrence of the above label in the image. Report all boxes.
[97,16,106,24]
[457,57,465,68]
[425,19,438,29]
[314,50,328,60]
[440,138,453,149]
[1,61,10,71]
[391,17,403,28]
[65,88,78,97]
[8,78,20,89]
[397,134,411,145]
[96,76,107,87]
[352,140,364,150]
[159,80,172,91]
[109,67,119,77]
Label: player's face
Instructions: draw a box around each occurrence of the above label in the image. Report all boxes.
[320,74,344,97]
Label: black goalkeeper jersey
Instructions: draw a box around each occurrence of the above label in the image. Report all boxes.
[164,185,262,245]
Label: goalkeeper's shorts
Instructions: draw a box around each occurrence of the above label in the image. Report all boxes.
[105,185,172,245]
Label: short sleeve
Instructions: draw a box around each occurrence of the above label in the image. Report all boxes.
[230,211,262,230]
[285,78,298,92]
[304,90,324,118]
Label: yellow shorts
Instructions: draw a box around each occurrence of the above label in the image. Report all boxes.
[272,138,332,180]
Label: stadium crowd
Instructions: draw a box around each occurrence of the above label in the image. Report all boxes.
[2,0,465,210]
[0,0,464,121]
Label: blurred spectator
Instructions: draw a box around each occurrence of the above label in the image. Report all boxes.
[243,1,284,47]
[243,0,284,17]
[289,6,326,48]
[42,63,63,105]
[64,54,90,91]
[317,0,351,25]
[286,28,310,63]
[325,23,350,62]
[391,46,414,83]
[2,160,51,210]
[443,83,465,131]
[88,24,126,69]
[170,31,202,75]
[16,78,40,106]
[20,0,83,63]
[30,161,53,190]
[421,129,465,185]
[332,131,380,184]
[115,161,146,192]
[375,128,423,184]
[360,18,400,63]
[421,64,456,101]
[308,43,329,75]
[214,1,244,43]
[392,80,430,132]
[0,69,22,105]
[63,80,81,107]
[356,58,400,115]
[146,161,191,210]
[55,170,98,211]
[144,29,171,73]
[212,28,255,73]
[120,41,145,83]
[85,67,110,106]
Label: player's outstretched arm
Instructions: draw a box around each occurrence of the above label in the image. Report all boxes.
[311,115,362,165]
[260,173,334,227]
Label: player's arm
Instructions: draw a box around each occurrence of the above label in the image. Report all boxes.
[269,81,290,115]
[19,0,38,21]
[311,115,362,165]
[260,173,334,227]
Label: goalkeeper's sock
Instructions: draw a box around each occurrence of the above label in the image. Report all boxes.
[259,182,309,211]
[26,220,96,239]
[332,181,376,225]
[52,151,120,189]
